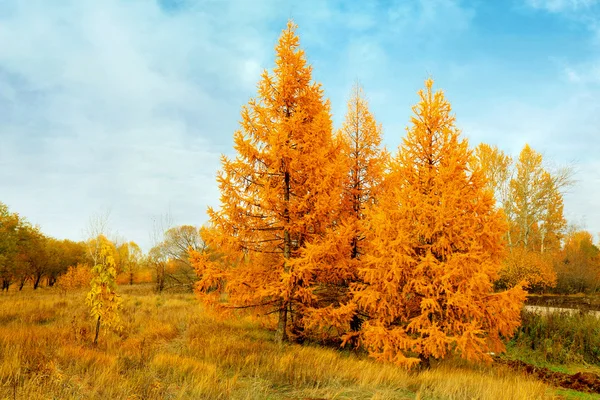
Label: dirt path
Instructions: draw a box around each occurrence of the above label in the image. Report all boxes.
[496,358,600,394]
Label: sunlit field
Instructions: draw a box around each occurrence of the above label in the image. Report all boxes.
[0,284,565,400]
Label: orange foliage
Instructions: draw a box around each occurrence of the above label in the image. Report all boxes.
[190,22,536,366]
[353,79,526,367]
[293,83,388,339]
[554,229,600,293]
[57,263,92,292]
[116,269,153,285]
[192,21,343,342]
[500,247,556,291]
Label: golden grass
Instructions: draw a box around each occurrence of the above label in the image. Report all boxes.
[0,285,558,399]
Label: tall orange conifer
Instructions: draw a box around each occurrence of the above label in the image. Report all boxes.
[191,21,342,343]
[340,83,388,258]
[354,79,526,367]
[292,83,388,340]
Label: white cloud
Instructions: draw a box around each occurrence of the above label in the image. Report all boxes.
[565,66,583,82]
[525,0,599,12]
[563,61,600,84]
[0,0,277,248]
[524,0,600,40]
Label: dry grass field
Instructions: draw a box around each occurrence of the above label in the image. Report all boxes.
[0,284,588,399]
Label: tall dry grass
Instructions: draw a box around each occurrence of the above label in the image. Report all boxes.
[0,285,556,399]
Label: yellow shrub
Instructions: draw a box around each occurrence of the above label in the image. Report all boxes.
[56,263,92,292]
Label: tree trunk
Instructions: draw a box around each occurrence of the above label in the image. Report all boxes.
[129,272,134,285]
[33,274,42,290]
[159,266,165,292]
[156,264,165,293]
[93,315,101,345]
[277,169,292,344]
[419,354,431,370]
[276,302,288,344]
[349,313,362,332]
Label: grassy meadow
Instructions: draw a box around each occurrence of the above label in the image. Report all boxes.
[0,284,595,400]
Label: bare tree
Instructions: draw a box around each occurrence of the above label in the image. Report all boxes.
[148,212,173,293]
[84,209,112,266]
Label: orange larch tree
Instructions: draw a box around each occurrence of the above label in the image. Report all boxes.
[292,83,388,341]
[353,79,526,368]
[340,83,388,260]
[191,21,343,343]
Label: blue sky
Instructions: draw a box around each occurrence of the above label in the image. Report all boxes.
[0,0,598,248]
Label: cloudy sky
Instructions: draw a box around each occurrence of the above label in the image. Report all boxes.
[1,0,599,249]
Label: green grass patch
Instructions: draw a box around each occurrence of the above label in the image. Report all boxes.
[510,310,600,366]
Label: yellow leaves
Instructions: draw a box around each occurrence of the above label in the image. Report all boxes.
[86,235,122,337]
[484,143,573,292]
[473,143,512,203]
[500,247,556,291]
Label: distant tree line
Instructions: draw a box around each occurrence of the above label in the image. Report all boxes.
[0,202,206,293]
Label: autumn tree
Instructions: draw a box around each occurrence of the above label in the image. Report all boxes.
[148,244,167,292]
[57,263,93,293]
[500,247,557,292]
[86,235,121,345]
[473,143,573,291]
[145,224,203,292]
[507,145,568,253]
[117,241,142,285]
[293,83,388,341]
[496,145,572,291]
[473,143,512,205]
[339,83,387,256]
[192,21,343,343]
[58,240,87,282]
[353,79,526,368]
[1,202,87,290]
[160,225,205,291]
[554,228,600,293]
[0,202,20,291]
[39,238,85,287]
[17,224,48,290]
